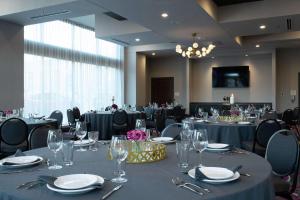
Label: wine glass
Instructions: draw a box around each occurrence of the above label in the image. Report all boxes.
[111,135,129,183]
[135,119,146,132]
[75,121,87,151]
[47,129,63,170]
[192,129,208,167]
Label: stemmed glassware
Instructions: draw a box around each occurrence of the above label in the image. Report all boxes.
[192,129,208,167]
[47,129,63,170]
[75,121,87,151]
[135,119,146,132]
[111,135,129,183]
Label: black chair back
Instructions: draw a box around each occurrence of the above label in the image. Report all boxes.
[112,110,128,126]
[161,123,182,139]
[49,110,63,127]
[263,111,277,120]
[266,129,299,177]
[28,125,56,149]
[72,107,81,121]
[282,109,294,125]
[293,107,300,121]
[254,119,281,149]
[0,118,28,146]
[67,109,75,126]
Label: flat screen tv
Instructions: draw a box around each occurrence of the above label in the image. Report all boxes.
[212,66,250,88]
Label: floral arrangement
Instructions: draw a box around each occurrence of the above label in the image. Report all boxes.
[127,129,146,141]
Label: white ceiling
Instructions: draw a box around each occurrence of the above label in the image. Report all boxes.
[2,0,300,57]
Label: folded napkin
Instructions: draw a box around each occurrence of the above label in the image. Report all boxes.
[195,165,242,181]
[38,175,103,190]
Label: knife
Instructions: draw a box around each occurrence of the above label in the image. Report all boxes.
[102,185,123,200]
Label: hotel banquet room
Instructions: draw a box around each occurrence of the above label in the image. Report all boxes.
[2,0,300,199]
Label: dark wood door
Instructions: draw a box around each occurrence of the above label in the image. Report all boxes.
[151,77,174,105]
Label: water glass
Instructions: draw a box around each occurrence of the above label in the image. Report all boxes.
[176,140,190,171]
[202,112,208,120]
[111,135,128,183]
[192,129,208,167]
[135,119,146,131]
[47,129,63,170]
[88,131,99,151]
[75,121,87,151]
[62,140,74,166]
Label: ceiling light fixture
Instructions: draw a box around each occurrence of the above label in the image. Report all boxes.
[161,13,168,18]
[211,56,215,59]
[176,33,215,58]
[259,25,266,29]
[152,52,156,56]
[255,44,260,48]
[135,38,140,42]
[245,54,249,57]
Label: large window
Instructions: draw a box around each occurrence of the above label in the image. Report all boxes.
[24,21,124,122]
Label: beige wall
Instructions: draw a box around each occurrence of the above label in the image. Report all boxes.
[146,56,188,108]
[0,20,24,110]
[136,53,146,106]
[191,54,274,104]
[276,48,300,112]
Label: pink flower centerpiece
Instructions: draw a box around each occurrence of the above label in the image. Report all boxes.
[127,129,146,141]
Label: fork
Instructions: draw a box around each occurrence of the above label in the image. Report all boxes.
[174,177,210,193]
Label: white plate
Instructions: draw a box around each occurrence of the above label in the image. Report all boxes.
[205,148,230,152]
[54,174,99,190]
[0,156,43,168]
[207,143,229,149]
[238,121,251,125]
[151,137,175,144]
[188,167,240,184]
[74,139,95,147]
[195,120,204,123]
[47,175,104,195]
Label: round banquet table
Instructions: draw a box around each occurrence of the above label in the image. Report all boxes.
[0,144,274,200]
[84,111,142,140]
[194,121,257,148]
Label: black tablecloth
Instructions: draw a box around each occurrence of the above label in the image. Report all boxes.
[84,112,142,140]
[194,121,257,148]
[0,144,274,200]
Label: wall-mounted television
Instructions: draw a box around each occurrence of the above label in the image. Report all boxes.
[212,66,250,88]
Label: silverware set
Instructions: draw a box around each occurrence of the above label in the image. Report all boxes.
[172,177,210,196]
[17,180,44,190]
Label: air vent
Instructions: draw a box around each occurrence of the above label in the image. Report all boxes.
[31,10,70,20]
[287,18,292,30]
[104,11,127,21]
[111,38,130,46]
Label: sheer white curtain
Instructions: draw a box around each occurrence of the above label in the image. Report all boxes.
[24,21,124,123]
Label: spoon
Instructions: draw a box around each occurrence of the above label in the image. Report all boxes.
[174,177,210,193]
[172,178,204,195]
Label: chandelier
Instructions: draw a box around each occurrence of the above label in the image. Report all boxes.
[175,33,215,58]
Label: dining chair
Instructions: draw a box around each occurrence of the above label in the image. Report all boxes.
[112,110,128,135]
[161,123,182,139]
[0,118,28,157]
[252,119,282,157]
[49,110,63,127]
[28,125,56,149]
[265,129,300,200]
[67,109,76,127]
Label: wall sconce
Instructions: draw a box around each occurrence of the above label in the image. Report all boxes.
[290,89,296,103]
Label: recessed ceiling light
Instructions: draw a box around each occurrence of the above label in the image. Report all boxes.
[245,54,248,57]
[161,13,168,18]
[135,38,140,42]
[259,25,266,29]
[152,52,156,56]
[255,44,260,48]
[211,56,215,59]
